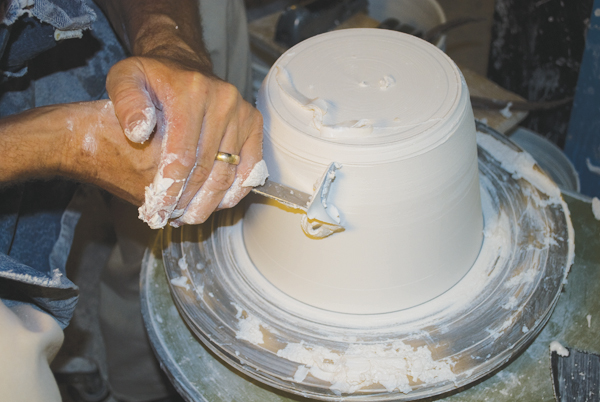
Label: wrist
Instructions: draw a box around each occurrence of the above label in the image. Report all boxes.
[133,18,212,73]
[65,100,160,205]
[0,105,73,183]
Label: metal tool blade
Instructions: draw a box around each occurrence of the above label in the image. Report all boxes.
[251,180,311,212]
[251,162,343,227]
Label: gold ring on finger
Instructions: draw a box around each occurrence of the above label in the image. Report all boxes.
[215,151,240,165]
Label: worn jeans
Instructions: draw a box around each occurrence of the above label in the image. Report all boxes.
[0,0,251,400]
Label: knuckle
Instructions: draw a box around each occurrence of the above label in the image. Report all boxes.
[192,164,212,184]
[209,168,236,191]
[177,152,198,170]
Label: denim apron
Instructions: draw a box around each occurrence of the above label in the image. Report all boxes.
[0,0,125,328]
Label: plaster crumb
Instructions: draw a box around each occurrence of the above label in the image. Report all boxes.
[277,340,455,395]
[592,198,600,220]
[232,303,265,345]
[301,216,342,238]
[499,102,513,118]
[178,257,188,271]
[550,341,569,357]
[170,275,190,291]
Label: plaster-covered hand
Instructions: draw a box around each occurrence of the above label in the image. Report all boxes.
[0,100,161,205]
[106,57,263,229]
[99,0,263,229]
[68,100,163,205]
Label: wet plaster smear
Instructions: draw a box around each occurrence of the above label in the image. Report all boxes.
[238,29,483,395]
[243,28,483,315]
[217,29,575,397]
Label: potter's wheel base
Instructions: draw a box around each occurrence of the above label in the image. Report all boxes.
[159,126,573,401]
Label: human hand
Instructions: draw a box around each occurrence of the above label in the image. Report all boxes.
[106,56,263,229]
[66,100,162,205]
[0,99,162,203]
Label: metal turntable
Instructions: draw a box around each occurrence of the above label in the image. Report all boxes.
[155,123,574,401]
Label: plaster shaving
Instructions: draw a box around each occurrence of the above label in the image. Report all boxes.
[164,29,576,399]
[277,341,455,395]
[477,132,561,200]
[499,101,513,118]
[232,303,265,345]
[276,65,382,139]
[177,257,188,271]
[170,275,190,291]
[299,162,343,238]
[222,127,574,395]
[586,158,600,176]
[305,162,342,225]
[247,28,485,314]
[592,197,600,220]
[300,216,343,238]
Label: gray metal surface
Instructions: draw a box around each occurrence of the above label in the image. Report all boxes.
[142,127,582,401]
[252,180,311,211]
[141,194,599,402]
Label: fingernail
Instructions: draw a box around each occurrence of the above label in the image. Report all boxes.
[125,107,156,143]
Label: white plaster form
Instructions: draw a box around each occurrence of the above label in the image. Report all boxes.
[243,29,484,314]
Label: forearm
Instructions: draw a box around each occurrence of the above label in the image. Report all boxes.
[0,106,70,184]
[0,101,160,205]
[95,0,212,73]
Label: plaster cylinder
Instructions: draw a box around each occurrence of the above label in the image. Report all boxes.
[242,29,483,314]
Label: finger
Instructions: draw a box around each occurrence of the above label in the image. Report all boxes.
[170,84,241,214]
[137,96,204,229]
[172,103,263,225]
[106,59,157,144]
[171,104,244,224]
[171,160,237,225]
[138,65,213,228]
[217,117,264,209]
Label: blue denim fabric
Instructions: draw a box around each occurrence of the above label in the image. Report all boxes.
[3,0,96,30]
[0,181,80,329]
[0,0,126,329]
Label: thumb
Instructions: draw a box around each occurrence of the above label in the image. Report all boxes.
[106,59,157,144]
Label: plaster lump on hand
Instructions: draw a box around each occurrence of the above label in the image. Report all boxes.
[242,160,269,187]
